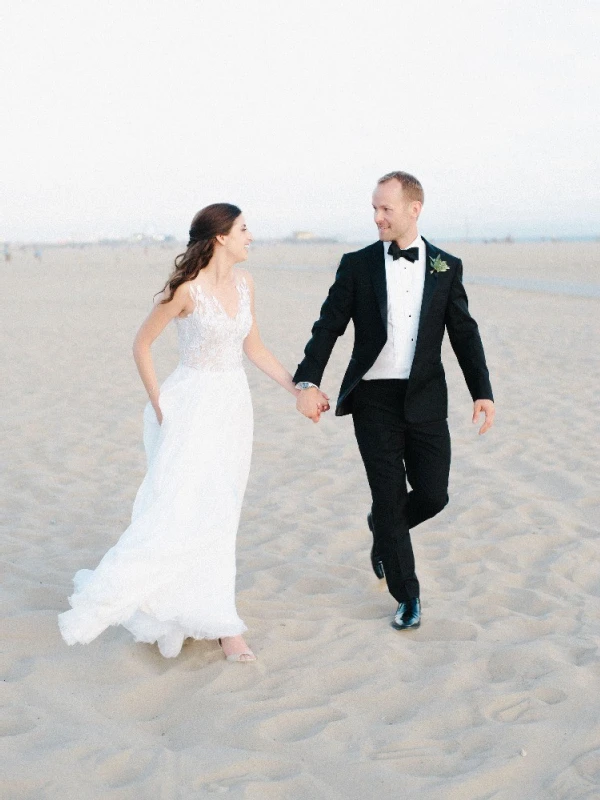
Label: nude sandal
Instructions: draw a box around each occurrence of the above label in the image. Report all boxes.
[218,637,256,662]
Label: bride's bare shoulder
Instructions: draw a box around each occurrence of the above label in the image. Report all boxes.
[176,279,197,295]
[153,281,195,317]
[153,282,183,303]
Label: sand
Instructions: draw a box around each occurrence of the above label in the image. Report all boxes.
[1,240,599,799]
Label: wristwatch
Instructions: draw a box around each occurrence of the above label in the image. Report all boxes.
[296,382,318,390]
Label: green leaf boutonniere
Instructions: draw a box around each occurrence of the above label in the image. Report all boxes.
[429,255,450,275]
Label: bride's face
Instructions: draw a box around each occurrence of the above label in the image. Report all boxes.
[220,215,253,262]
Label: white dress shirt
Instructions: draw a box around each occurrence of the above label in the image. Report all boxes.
[363,234,425,380]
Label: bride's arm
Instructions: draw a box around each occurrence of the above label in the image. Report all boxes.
[242,273,328,405]
[132,284,190,421]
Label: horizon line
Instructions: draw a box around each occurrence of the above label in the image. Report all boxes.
[3,233,600,248]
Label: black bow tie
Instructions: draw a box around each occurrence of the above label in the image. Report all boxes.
[388,242,419,262]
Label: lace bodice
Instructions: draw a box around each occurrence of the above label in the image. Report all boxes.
[176,278,252,371]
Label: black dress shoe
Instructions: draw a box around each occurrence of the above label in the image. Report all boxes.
[391,598,421,630]
[367,513,385,580]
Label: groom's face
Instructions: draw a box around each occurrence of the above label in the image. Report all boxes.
[372,180,420,243]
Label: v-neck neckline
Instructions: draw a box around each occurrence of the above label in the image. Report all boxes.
[192,278,245,321]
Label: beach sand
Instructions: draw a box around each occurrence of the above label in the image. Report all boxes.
[2,240,599,799]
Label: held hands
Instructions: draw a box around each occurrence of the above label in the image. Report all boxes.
[472,399,495,435]
[296,386,331,423]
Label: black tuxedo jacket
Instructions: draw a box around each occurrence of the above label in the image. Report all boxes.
[293,238,493,422]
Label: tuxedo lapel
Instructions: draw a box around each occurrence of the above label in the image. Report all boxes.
[416,239,440,338]
[368,241,387,328]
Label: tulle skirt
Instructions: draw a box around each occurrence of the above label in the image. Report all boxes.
[58,365,253,657]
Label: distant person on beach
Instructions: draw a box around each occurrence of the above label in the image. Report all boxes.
[58,203,316,661]
[294,171,494,631]
[34,246,42,262]
[4,243,11,263]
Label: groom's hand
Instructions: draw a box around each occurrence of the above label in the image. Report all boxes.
[473,399,495,435]
[296,387,330,423]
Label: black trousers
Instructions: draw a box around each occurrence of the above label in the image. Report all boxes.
[352,379,451,603]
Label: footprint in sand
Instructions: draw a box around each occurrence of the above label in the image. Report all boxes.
[83,746,160,788]
[257,706,346,742]
[533,469,586,502]
[351,603,390,621]
[533,687,567,705]
[193,761,300,795]
[574,748,600,784]
[2,657,36,682]
[306,663,381,696]
[492,696,541,723]
[484,692,563,723]
[274,619,322,641]
[291,576,344,595]
[0,707,38,737]
[571,646,597,667]
[494,588,559,617]
[411,619,478,642]
[487,648,561,683]
[368,739,461,777]
[103,683,188,723]
[487,650,518,682]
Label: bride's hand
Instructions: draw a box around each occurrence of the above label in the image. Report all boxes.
[152,400,163,425]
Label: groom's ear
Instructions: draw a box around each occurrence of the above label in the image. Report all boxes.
[411,201,423,219]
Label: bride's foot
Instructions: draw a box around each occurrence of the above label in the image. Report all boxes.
[218,635,256,663]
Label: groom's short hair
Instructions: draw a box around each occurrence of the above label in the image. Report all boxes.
[378,171,424,204]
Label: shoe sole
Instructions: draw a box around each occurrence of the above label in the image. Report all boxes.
[367,514,385,580]
[390,620,421,630]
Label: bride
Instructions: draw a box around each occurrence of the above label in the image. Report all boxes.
[58,203,328,661]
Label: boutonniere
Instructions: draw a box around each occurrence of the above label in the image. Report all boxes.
[429,255,450,274]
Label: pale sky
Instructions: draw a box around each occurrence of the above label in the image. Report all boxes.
[1,0,599,242]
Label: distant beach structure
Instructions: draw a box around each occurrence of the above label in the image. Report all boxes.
[284,231,338,244]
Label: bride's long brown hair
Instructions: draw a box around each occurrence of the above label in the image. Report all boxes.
[157,203,242,304]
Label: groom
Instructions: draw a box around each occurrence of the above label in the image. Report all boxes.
[293,171,494,630]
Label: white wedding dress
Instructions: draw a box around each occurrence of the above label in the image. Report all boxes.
[58,276,253,657]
